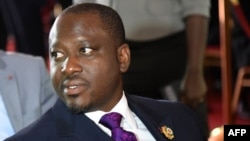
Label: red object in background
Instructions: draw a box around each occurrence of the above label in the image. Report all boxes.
[6,35,16,52]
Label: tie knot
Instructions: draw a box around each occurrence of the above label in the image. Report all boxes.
[99,112,137,141]
[99,112,122,130]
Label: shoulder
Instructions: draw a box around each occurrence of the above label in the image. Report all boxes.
[136,96,201,123]
[0,51,47,73]
[5,109,57,141]
[2,51,44,64]
[127,94,200,122]
[127,94,206,140]
[127,94,188,112]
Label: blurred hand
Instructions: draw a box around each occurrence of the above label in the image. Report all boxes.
[180,71,207,109]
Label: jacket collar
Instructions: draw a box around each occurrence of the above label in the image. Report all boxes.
[0,70,23,132]
[0,50,7,69]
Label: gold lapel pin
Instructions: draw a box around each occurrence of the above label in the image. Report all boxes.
[160,125,174,140]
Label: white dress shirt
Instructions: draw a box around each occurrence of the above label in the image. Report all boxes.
[0,92,15,140]
[85,92,156,141]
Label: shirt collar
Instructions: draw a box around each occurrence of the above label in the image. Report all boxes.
[85,91,138,129]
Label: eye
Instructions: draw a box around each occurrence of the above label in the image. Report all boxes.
[51,51,64,60]
[80,47,93,55]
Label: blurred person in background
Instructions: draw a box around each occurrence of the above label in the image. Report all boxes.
[0,50,57,140]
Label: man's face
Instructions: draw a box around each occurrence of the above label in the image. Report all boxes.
[49,13,129,113]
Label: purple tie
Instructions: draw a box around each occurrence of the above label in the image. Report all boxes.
[99,112,137,141]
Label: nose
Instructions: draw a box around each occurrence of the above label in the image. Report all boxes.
[61,56,83,75]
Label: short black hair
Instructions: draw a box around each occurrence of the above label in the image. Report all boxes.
[60,3,125,46]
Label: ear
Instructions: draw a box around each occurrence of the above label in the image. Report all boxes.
[117,43,130,73]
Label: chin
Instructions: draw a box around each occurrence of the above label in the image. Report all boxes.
[67,100,90,114]
[61,95,92,113]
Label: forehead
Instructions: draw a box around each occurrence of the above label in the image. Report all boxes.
[50,13,106,39]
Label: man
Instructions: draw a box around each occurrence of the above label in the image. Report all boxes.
[73,0,210,137]
[5,3,206,141]
[0,50,57,140]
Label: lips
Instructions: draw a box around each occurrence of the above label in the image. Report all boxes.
[63,79,88,96]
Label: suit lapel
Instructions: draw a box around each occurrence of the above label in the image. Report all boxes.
[52,100,112,141]
[75,113,112,140]
[126,95,173,141]
[0,70,23,132]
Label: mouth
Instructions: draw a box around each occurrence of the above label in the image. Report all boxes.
[63,79,89,96]
[64,85,86,96]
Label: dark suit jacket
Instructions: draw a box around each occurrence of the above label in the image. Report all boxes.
[5,94,206,141]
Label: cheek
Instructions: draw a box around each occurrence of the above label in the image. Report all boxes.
[50,67,62,90]
[94,62,113,78]
[93,61,120,87]
[86,63,108,90]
